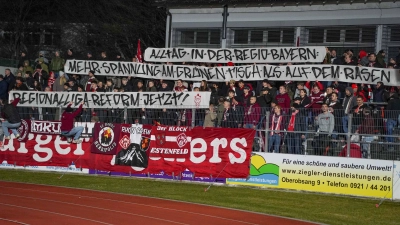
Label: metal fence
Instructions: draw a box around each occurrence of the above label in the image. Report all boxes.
[5,104,400,161]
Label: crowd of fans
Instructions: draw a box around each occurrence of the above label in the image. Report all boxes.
[0,47,400,156]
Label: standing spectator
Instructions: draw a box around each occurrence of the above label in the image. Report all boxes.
[257,87,273,113]
[53,72,67,92]
[376,50,386,68]
[287,103,306,154]
[47,72,56,90]
[314,103,335,155]
[220,100,234,128]
[146,80,157,92]
[367,53,383,68]
[13,77,29,91]
[351,96,368,133]
[4,69,16,94]
[199,80,210,92]
[373,82,386,103]
[174,79,187,92]
[86,51,95,60]
[35,51,49,64]
[203,104,217,127]
[22,60,33,74]
[1,98,22,139]
[328,92,344,136]
[351,84,367,102]
[342,87,357,135]
[355,107,374,158]
[216,97,225,127]
[396,47,400,65]
[38,58,49,73]
[121,77,133,92]
[18,51,29,68]
[266,81,277,100]
[49,51,65,78]
[358,50,369,66]
[330,49,337,63]
[323,86,334,105]
[294,82,310,99]
[65,49,75,60]
[268,105,285,153]
[385,92,400,151]
[275,85,291,114]
[243,96,261,129]
[0,75,8,100]
[32,65,49,90]
[241,85,253,107]
[230,96,243,128]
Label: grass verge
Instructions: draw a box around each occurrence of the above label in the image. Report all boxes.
[0,169,399,225]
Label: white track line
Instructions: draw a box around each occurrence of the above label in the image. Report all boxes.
[0,203,113,225]
[0,218,30,225]
[0,193,189,225]
[0,185,256,225]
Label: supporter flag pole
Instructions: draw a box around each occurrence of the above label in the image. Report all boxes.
[137,39,143,63]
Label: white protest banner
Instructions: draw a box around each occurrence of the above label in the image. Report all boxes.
[10,91,211,109]
[143,47,327,63]
[64,60,400,86]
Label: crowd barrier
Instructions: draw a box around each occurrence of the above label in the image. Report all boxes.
[0,119,399,200]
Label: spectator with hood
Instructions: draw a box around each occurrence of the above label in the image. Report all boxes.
[358,50,369,66]
[376,50,386,68]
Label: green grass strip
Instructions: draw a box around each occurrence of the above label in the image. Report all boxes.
[0,169,399,225]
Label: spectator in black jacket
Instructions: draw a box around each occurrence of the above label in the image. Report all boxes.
[220,100,235,128]
[287,103,306,154]
[385,93,400,150]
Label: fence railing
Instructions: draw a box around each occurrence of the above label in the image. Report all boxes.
[2,105,400,161]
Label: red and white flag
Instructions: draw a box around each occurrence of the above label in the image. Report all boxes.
[137,39,143,63]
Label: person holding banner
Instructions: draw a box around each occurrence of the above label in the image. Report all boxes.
[1,98,21,139]
[60,101,84,144]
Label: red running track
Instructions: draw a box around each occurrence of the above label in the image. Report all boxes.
[0,181,321,225]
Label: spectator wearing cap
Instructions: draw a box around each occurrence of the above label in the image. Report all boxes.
[257,87,273,111]
[65,48,75,60]
[0,75,8,100]
[367,53,383,68]
[358,50,369,66]
[230,96,244,128]
[376,50,386,68]
[287,103,306,154]
[241,85,253,107]
[35,51,49,64]
[275,85,291,114]
[351,84,367,102]
[49,51,65,79]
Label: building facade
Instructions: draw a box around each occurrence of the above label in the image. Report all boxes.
[160,0,400,59]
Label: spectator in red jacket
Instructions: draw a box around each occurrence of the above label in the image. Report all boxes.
[60,101,84,143]
[275,85,291,114]
[1,98,21,139]
[310,85,324,110]
[351,84,367,102]
[355,107,374,158]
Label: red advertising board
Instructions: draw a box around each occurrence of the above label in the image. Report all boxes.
[0,122,254,178]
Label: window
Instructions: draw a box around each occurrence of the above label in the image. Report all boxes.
[210,31,220,44]
[308,28,324,43]
[345,29,360,42]
[326,29,340,42]
[24,28,41,46]
[390,26,400,42]
[181,31,195,44]
[250,31,263,43]
[234,30,248,44]
[267,30,280,43]
[43,29,61,46]
[282,29,295,44]
[361,27,376,43]
[196,31,208,44]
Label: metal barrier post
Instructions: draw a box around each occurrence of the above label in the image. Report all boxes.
[264,111,270,152]
[346,114,352,157]
[124,107,128,124]
[191,108,196,128]
[59,106,63,120]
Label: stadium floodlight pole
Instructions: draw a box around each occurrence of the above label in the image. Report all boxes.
[375,174,400,208]
[58,106,126,179]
